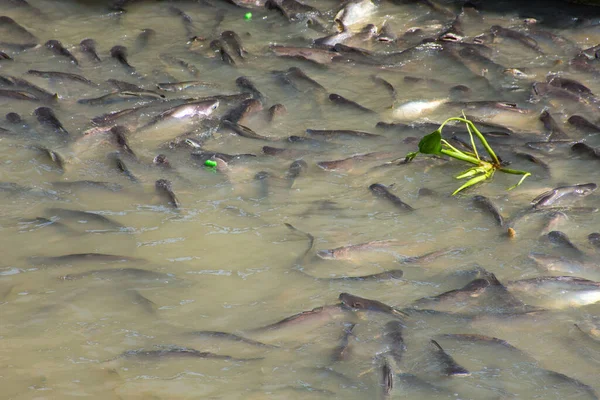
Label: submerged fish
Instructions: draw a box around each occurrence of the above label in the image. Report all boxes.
[317,239,399,260]
[507,276,600,308]
[531,183,597,208]
[369,183,414,212]
[339,292,406,319]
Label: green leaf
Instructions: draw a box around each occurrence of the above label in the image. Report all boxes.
[418,129,442,155]
[452,173,488,196]
[405,152,418,162]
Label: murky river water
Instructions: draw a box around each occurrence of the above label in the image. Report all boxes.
[1,0,600,399]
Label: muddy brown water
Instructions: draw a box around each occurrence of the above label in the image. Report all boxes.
[0,1,600,399]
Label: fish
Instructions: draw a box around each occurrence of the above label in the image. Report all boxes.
[318,152,395,171]
[429,339,471,376]
[160,54,200,77]
[540,110,568,140]
[27,69,97,86]
[302,270,405,282]
[568,115,600,133]
[155,179,180,209]
[78,91,164,105]
[540,211,568,236]
[110,153,138,183]
[339,292,407,319]
[379,355,394,398]
[571,143,600,160]
[157,81,216,92]
[490,25,543,53]
[546,231,584,255]
[328,93,376,114]
[153,154,171,169]
[110,45,134,70]
[45,207,125,230]
[531,183,597,208]
[141,99,219,138]
[235,76,264,102]
[369,183,414,212]
[514,152,551,175]
[0,75,58,102]
[371,75,396,101]
[472,195,504,226]
[79,38,101,62]
[547,75,593,96]
[270,45,342,65]
[51,181,123,192]
[317,239,399,260]
[221,30,247,58]
[434,333,523,352]
[133,28,155,53]
[306,129,381,139]
[0,51,11,61]
[0,89,41,102]
[168,5,196,38]
[222,98,263,124]
[221,120,275,141]
[392,99,447,120]
[5,112,22,124]
[506,276,600,308]
[589,233,600,250]
[30,146,64,172]
[381,320,406,366]
[185,331,277,348]
[34,107,69,137]
[334,0,376,31]
[45,40,79,65]
[109,125,136,158]
[268,104,287,122]
[60,268,176,282]
[285,159,307,181]
[529,253,600,279]
[331,323,355,362]
[117,347,261,362]
[30,253,141,266]
[191,151,256,164]
[0,16,38,45]
[248,304,350,333]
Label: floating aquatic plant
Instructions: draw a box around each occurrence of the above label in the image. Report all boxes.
[405,115,531,196]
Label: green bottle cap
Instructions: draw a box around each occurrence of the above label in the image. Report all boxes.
[205,160,217,168]
[244,12,252,20]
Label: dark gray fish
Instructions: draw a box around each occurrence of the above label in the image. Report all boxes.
[235,76,264,102]
[133,28,156,53]
[51,180,123,192]
[284,222,315,267]
[30,253,140,266]
[34,107,69,137]
[379,355,393,398]
[514,152,551,175]
[263,146,308,158]
[249,304,349,333]
[221,30,247,58]
[168,5,196,38]
[0,75,57,102]
[529,253,600,278]
[540,110,568,140]
[27,69,96,86]
[382,320,406,365]
[531,183,597,208]
[318,152,395,171]
[429,339,471,376]
[109,153,137,182]
[541,369,599,399]
[490,25,543,53]
[118,347,260,362]
[186,331,277,348]
[106,79,145,92]
[533,82,585,104]
[568,115,600,133]
[268,104,287,122]
[285,67,325,91]
[472,195,504,226]
[546,231,584,254]
[571,143,600,160]
[589,233,600,250]
[331,323,355,362]
[110,45,134,70]
[369,183,414,212]
[45,40,79,65]
[254,171,270,199]
[0,182,60,200]
[548,75,593,96]
[328,93,376,114]
[221,120,275,141]
[31,146,64,172]
[6,112,21,124]
[222,98,263,124]
[61,268,174,282]
[191,151,256,164]
[317,239,399,261]
[45,207,125,230]
[91,106,143,126]
[0,51,11,60]
[157,81,215,92]
[540,211,568,235]
[79,38,101,62]
[160,54,200,78]
[0,15,37,44]
[285,159,307,181]
[153,154,171,169]
[306,129,381,139]
[339,292,407,319]
[302,269,404,282]
[109,125,135,158]
[371,75,396,100]
[435,333,523,351]
[155,179,180,209]
[78,91,163,105]
[270,45,342,64]
[0,89,40,102]
[127,290,157,314]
